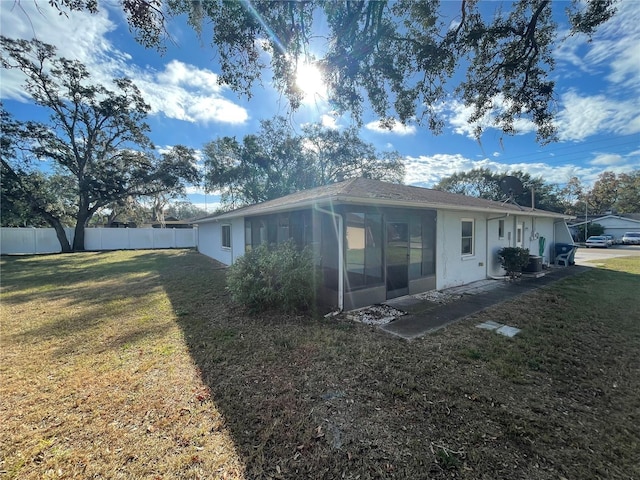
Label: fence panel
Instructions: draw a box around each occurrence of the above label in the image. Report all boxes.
[175,229,196,247]
[128,229,155,249]
[1,227,196,254]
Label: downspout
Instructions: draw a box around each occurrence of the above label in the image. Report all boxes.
[314,205,344,312]
[230,220,234,265]
[486,213,510,280]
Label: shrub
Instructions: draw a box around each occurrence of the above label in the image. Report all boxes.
[226,240,318,314]
[498,247,530,280]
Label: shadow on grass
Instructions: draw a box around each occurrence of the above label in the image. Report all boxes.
[4,250,638,479]
[159,252,640,479]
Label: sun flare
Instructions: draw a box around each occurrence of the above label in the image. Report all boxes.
[295,62,327,103]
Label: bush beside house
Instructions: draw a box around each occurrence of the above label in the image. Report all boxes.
[498,247,530,280]
[226,240,318,313]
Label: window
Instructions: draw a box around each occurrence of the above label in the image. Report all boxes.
[409,213,436,279]
[498,219,505,239]
[244,221,252,252]
[345,212,382,289]
[221,224,231,249]
[461,219,474,256]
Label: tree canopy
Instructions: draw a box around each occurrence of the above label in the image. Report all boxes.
[434,167,563,212]
[588,170,640,215]
[0,36,200,251]
[435,168,640,216]
[204,116,405,208]
[39,0,617,143]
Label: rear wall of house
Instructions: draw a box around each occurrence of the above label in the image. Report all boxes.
[197,218,245,265]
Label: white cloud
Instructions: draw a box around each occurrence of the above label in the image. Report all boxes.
[552,2,640,141]
[320,113,339,130]
[589,153,625,167]
[444,98,537,139]
[555,2,640,88]
[365,120,416,136]
[402,152,637,189]
[556,90,640,141]
[156,60,221,92]
[0,2,248,125]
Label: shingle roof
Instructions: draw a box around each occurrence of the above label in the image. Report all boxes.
[195,177,569,223]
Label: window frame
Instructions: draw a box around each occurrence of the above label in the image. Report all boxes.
[221,224,232,249]
[461,218,475,256]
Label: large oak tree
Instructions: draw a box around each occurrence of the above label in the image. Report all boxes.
[0,37,200,251]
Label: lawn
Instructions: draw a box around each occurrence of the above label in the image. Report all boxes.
[1,250,639,479]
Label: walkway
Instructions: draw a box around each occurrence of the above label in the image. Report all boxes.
[379,265,589,340]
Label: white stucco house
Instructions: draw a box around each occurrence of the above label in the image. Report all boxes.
[195,178,574,311]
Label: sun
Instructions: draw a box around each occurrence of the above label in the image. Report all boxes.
[295,61,327,103]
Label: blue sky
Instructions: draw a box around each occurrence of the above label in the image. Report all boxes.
[1,1,639,212]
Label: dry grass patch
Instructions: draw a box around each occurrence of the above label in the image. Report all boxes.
[1,250,639,479]
[1,251,244,479]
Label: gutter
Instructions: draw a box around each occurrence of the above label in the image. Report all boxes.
[314,204,344,312]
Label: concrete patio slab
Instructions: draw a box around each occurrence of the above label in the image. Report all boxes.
[379,265,588,340]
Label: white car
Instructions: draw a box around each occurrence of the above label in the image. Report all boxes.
[622,232,640,245]
[585,236,609,248]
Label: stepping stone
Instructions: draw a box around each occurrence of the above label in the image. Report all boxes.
[476,320,503,331]
[496,325,521,337]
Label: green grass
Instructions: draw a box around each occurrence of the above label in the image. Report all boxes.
[1,250,639,479]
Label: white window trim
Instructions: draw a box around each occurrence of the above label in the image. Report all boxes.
[221,224,232,250]
[461,218,475,257]
[498,219,505,239]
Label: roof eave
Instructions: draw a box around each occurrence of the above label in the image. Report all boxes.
[194,195,569,222]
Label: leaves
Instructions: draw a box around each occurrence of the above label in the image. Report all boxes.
[36,0,617,141]
[204,116,405,209]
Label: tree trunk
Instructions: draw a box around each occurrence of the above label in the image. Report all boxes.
[72,191,94,251]
[41,212,72,253]
[72,215,87,251]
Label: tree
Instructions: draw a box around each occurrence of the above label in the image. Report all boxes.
[589,171,619,215]
[203,116,405,208]
[584,170,640,215]
[165,201,208,221]
[434,168,563,212]
[35,0,617,143]
[558,176,584,215]
[615,171,640,214]
[433,168,502,200]
[203,117,310,208]
[0,37,200,251]
[301,123,404,186]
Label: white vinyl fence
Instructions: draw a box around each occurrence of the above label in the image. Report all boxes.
[1,227,196,255]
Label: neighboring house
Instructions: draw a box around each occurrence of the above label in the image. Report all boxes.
[195,178,573,311]
[569,214,640,242]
